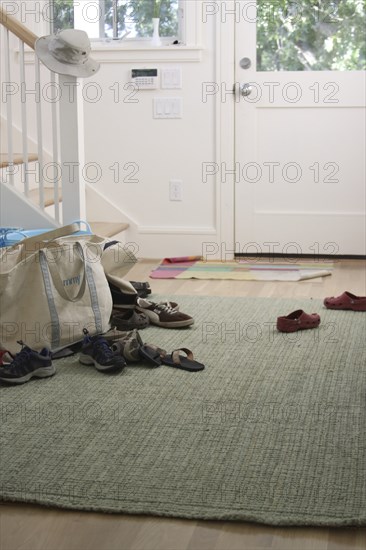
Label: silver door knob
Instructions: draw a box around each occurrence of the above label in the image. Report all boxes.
[240,83,252,97]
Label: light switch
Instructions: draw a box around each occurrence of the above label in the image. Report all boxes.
[161,68,182,89]
[155,99,164,115]
[153,98,183,118]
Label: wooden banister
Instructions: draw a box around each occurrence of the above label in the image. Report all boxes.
[0,4,87,225]
[0,5,38,49]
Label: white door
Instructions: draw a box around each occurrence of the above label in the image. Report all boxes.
[234,0,366,256]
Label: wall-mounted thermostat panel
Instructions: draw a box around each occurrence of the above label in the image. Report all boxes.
[131,69,158,89]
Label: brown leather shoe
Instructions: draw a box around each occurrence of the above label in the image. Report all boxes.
[277,310,321,333]
[323,291,366,311]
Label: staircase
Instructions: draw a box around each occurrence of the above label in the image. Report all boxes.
[0,6,129,241]
[0,153,38,169]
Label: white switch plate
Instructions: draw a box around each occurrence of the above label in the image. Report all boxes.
[161,68,182,89]
[153,98,182,118]
[169,180,183,201]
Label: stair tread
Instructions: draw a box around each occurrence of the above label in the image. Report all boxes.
[0,153,38,168]
[89,222,129,238]
[4,173,128,237]
[28,187,62,207]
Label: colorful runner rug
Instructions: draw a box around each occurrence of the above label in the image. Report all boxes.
[150,257,333,281]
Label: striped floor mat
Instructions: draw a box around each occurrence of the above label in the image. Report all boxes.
[150,257,333,281]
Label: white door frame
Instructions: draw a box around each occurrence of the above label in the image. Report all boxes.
[217,0,366,259]
[215,0,236,261]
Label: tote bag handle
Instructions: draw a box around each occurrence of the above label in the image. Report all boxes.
[39,242,87,303]
[6,223,81,254]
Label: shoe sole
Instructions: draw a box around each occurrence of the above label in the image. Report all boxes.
[151,318,194,328]
[0,365,56,385]
[277,324,320,333]
[79,354,125,372]
[324,305,366,311]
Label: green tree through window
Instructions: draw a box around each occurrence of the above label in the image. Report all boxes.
[51,0,178,39]
[257,0,366,71]
[52,0,74,32]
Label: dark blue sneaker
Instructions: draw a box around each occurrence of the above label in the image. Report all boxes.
[0,342,54,385]
[79,330,126,373]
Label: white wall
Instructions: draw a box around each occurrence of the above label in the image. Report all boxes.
[2,1,234,259]
[82,17,227,258]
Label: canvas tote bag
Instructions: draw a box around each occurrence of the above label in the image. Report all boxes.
[101,240,138,295]
[0,224,113,354]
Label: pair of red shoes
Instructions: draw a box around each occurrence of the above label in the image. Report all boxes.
[277,291,366,333]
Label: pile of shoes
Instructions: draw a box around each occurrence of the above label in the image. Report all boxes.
[109,279,194,330]
[77,328,205,374]
[102,328,205,372]
[0,326,205,385]
[1,289,364,385]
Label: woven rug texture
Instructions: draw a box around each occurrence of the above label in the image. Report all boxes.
[0,295,365,526]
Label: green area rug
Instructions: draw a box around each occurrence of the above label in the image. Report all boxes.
[1,295,365,526]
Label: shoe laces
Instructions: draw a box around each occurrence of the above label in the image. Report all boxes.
[155,302,176,315]
[93,338,114,361]
[6,341,31,369]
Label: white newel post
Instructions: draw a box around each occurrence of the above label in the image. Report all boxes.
[58,74,86,223]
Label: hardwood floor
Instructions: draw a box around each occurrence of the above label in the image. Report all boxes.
[1,258,365,550]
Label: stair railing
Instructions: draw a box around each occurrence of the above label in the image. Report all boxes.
[0,4,86,224]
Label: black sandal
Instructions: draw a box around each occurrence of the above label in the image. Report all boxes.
[161,348,205,372]
[139,344,166,367]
